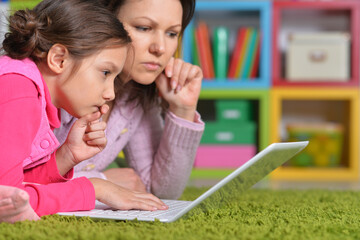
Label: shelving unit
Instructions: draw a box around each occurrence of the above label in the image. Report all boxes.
[272,0,360,87]
[183,0,271,88]
[182,1,272,180]
[191,89,269,179]
[270,88,359,180]
[185,0,360,182]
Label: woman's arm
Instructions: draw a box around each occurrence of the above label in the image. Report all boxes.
[124,105,204,199]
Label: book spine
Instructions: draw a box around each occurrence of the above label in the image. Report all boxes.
[243,29,259,79]
[235,28,251,79]
[227,28,246,79]
[213,26,229,80]
[250,33,261,79]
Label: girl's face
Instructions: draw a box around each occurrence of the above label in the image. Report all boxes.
[57,45,128,118]
[117,0,183,85]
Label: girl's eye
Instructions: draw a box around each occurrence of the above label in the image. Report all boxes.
[103,70,110,76]
[135,26,150,32]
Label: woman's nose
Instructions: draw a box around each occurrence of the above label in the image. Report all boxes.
[149,33,165,55]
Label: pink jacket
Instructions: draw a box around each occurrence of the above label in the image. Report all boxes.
[0,56,59,169]
[0,56,95,216]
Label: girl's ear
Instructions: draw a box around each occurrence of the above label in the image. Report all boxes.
[47,44,70,74]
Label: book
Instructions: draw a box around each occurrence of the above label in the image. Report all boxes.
[213,26,229,80]
[191,26,200,66]
[227,28,247,79]
[236,28,254,79]
[234,28,251,79]
[195,21,215,79]
[250,33,261,79]
[243,29,259,79]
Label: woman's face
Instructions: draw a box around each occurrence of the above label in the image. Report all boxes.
[117,0,183,85]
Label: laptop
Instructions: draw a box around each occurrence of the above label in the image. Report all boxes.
[58,141,308,222]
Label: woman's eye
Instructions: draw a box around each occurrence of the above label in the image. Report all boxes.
[167,31,179,38]
[103,70,111,76]
[135,26,150,32]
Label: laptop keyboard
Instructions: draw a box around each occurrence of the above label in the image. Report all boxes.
[86,199,192,221]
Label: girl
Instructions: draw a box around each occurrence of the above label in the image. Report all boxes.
[55,0,204,199]
[0,0,167,223]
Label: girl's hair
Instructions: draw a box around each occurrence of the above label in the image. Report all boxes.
[2,0,131,63]
[101,0,196,111]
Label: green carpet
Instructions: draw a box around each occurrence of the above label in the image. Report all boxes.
[1,187,360,240]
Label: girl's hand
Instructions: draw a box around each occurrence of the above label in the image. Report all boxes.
[56,105,109,175]
[155,58,203,122]
[89,178,168,211]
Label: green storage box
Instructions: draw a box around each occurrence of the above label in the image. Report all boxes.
[215,100,253,123]
[201,121,257,144]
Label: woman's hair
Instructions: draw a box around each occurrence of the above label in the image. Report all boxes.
[2,0,131,63]
[101,0,196,111]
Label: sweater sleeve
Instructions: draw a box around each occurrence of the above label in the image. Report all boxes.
[0,74,95,216]
[124,106,204,199]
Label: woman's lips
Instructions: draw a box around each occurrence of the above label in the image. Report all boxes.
[143,62,161,71]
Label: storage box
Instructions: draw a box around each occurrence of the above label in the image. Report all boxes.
[194,145,256,168]
[215,100,253,123]
[286,32,350,81]
[201,122,257,145]
[287,123,344,167]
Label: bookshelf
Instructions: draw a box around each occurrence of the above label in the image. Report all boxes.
[183,0,360,182]
[182,1,272,180]
[272,0,360,87]
[270,0,360,181]
[183,0,272,88]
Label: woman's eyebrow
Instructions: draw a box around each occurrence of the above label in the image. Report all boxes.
[133,16,181,28]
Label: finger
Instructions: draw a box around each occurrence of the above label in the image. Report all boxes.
[164,57,175,78]
[175,63,192,93]
[83,131,106,142]
[170,58,183,90]
[155,72,172,93]
[100,104,109,115]
[135,192,168,207]
[85,121,107,133]
[76,111,102,128]
[131,199,168,211]
[85,137,107,147]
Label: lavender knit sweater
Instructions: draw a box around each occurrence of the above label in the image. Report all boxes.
[54,96,204,199]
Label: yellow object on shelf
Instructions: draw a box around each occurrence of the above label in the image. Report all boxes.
[287,123,344,167]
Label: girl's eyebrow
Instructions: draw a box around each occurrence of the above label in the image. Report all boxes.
[103,61,120,72]
[133,16,181,28]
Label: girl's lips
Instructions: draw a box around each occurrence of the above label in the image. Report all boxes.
[143,62,161,71]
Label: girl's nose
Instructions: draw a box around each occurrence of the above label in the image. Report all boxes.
[103,82,115,101]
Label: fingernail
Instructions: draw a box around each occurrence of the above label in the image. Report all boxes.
[171,80,177,90]
[153,207,158,211]
[162,205,168,209]
[175,85,182,92]
[166,70,172,78]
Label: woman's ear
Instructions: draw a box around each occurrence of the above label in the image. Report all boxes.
[47,44,70,74]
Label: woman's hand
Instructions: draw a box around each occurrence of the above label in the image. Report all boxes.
[89,178,168,211]
[103,168,147,193]
[56,105,109,175]
[155,58,203,122]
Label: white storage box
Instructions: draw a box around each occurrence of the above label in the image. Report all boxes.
[286,32,350,81]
